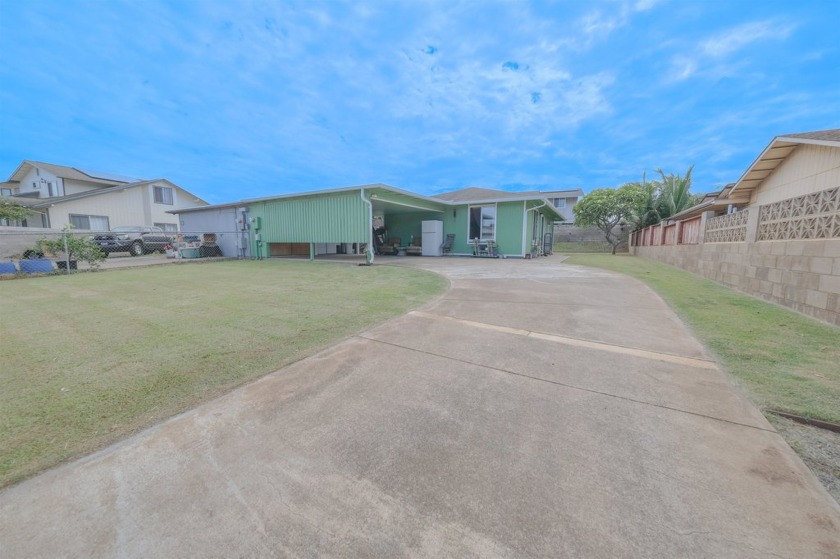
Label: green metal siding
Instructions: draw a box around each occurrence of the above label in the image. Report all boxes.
[442,205,470,254]
[251,191,368,257]
[369,188,446,213]
[384,211,440,244]
[496,201,525,256]
[440,202,524,255]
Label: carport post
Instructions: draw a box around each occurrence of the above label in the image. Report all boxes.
[309,243,315,261]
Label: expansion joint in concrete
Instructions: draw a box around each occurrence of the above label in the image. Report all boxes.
[357,334,776,434]
[409,310,718,370]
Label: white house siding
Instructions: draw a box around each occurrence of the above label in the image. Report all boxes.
[177,207,248,258]
[16,167,64,197]
[562,198,577,221]
[62,178,103,196]
[44,184,199,230]
[48,187,149,230]
[754,144,840,206]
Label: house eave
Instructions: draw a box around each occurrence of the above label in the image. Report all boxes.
[730,130,840,197]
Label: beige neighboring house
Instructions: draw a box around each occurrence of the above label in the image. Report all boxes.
[0,160,207,231]
[631,128,840,325]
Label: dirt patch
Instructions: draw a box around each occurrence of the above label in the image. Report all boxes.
[768,414,840,505]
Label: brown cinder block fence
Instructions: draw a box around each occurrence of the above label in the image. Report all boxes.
[631,186,840,326]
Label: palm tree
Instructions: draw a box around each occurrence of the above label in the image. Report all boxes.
[655,165,699,218]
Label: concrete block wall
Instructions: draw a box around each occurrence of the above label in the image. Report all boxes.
[554,223,630,251]
[632,239,840,326]
[0,227,65,259]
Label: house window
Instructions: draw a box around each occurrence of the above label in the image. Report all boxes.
[554,198,566,209]
[154,222,178,232]
[47,182,58,197]
[69,214,110,231]
[154,186,174,205]
[33,181,39,189]
[469,205,496,240]
[1,188,11,196]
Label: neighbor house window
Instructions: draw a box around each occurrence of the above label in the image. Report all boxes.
[1,188,12,196]
[469,205,496,240]
[154,186,174,205]
[69,214,110,231]
[154,222,178,232]
[554,198,566,209]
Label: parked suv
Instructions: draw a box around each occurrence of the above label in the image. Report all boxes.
[92,226,173,256]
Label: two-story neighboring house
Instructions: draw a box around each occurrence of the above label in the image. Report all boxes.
[0,160,207,230]
[539,189,583,223]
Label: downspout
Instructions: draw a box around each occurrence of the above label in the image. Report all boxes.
[524,201,546,257]
[360,188,374,265]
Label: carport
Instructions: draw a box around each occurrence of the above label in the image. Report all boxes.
[245,184,448,261]
[368,188,447,255]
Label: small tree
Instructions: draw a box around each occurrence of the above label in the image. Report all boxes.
[574,184,645,254]
[36,226,105,270]
[629,172,662,230]
[0,199,29,223]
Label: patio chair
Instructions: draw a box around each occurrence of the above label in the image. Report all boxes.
[468,238,480,256]
[441,234,455,256]
[380,237,401,255]
[485,239,500,258]
[405,237,422,256]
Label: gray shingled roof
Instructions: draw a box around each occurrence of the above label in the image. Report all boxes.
[8,161,142,185]
[778,129,840,142]
[434,186,581,203]
[434,187,540,202]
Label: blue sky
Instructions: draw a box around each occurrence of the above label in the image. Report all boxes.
[1,0,838,204]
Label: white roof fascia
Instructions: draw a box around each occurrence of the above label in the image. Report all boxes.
[774,136,840,149]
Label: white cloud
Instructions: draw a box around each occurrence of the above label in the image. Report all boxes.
[634,0,663,11]
[669,55,698,81]
[701,19,795,57]
[667,18,796,83]
[575,0,663,47]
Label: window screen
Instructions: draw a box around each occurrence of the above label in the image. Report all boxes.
[154,186,174,205]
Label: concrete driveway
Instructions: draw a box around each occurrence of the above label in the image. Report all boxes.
[2,257,838,557]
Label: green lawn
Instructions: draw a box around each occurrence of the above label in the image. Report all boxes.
[0,260,447,487]
[565,254,840,425]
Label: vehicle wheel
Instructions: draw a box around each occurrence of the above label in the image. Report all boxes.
[130,242,144,256]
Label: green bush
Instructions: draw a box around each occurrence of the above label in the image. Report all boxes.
[36,226,105,270]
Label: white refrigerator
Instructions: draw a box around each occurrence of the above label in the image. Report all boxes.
[421,220,443,256]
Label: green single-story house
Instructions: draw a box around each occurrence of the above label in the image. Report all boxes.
[174,184,565,260]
